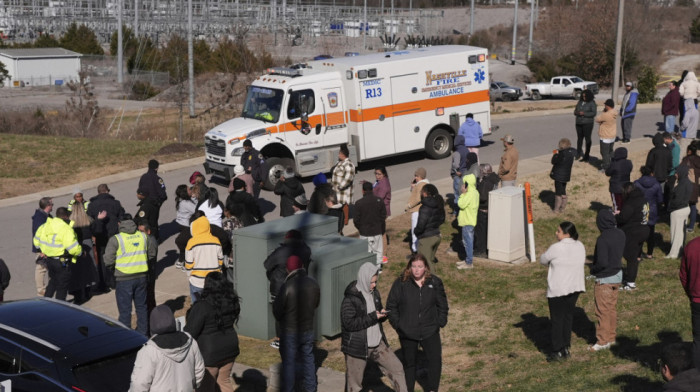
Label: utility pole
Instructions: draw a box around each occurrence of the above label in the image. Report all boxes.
[117,0,123,84]
[612,0,624,102]
[469,0,474,37]
[134,0,139,36]
[511,0,518,65]
[188,0,195,118]
[527,0,534,61]
[363,0,367,50]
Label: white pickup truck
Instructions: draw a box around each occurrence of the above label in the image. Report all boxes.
[525,76,598,100]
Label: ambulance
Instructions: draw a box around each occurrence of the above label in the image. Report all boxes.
[203,45,491,188]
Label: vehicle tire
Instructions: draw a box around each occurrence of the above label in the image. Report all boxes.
[263,157,294,190]
[531,91,542,101]
[573,90,582,100]
[425,128,452,159]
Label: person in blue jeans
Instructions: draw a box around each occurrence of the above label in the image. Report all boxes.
[450,135,469,215]
[104,214,156,335]
[272,255,320,392]
[457,173,479,270]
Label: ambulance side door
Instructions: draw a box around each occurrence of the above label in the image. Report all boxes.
[321,86,348,147]
[359,77,395,159]
[390,73,422,153]
[282,86,324,151]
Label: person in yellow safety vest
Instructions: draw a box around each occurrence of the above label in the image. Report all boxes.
[104,214,156,335]
[32,207,83,301]
[67,191,89,212]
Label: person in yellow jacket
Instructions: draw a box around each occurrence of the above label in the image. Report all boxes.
[104,214,156,335]
[185,212,223,304]
[33,207,83,301]
[457,174,479,270]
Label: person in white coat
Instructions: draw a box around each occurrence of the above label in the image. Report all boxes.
[540,221,586,363]
[129,305,206,392]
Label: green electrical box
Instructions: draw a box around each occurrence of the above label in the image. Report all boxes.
[233,213,375,340]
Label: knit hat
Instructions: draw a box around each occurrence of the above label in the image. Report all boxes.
[501,134,515,143]
[189,171,203,185]
[286,255,303,271]
[414,167,427,179]
[149,305,176,335]
[312,173,328,186]
[604,99,615,108]
[234,165,245,176]
[233,178,246,190]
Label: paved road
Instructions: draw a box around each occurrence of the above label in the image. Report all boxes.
[1,105,664,301]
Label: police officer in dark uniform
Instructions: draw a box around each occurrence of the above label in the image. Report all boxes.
[135,188,161,241]
[138,159,167,235]
[241,140,265,197]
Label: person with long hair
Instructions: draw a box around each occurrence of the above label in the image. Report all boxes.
[413,184,445,264]
[386,253,449,392]
[175,184,197,270]
[540,221,586,362]
[69,199,96,304]
[372,166,392,264]
[197,188,224,228]
[573,89,597,161]
[185,272,241,392]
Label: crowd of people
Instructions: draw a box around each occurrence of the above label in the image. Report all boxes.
[25,80,700,391]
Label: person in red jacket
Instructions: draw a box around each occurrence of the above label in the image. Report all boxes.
[662,81,681,134]
[679,236,700,371]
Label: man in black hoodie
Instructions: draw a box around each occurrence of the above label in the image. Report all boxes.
[646,132,674,187]
[617,183,650,291]
[667,164,693,259]
[588,209,625,352]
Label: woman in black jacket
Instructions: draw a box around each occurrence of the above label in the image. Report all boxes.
[550,138,577,213]
[185,272,240,392]
[574,89,597,161]
[413,184,445,263]
[386,253,449,392]
[341,262,406,392]
[616,183,650,291]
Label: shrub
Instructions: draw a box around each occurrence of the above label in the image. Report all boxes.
[131,81,160,101]
[636,65,659,103]
[690,13,700,43]
[527,55,558,82]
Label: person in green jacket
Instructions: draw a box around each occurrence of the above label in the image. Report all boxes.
[457,174,479,270]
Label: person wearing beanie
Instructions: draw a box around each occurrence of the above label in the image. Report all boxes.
[240,139,265,195]
[274,166,306,217]
[103,215,157,335]
[228,164,255,197]
[331,144,356,229]
[129,304,206,392]
[498,134,519,187]
[354,181,387,268]
[596,99,618,172]
[341,262,407,392]
[620,82,639,143]
[272,255,320,392]
[293,193,308,214]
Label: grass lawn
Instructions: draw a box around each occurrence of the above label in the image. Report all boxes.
[0,133,203,199]
[236,148,693,391]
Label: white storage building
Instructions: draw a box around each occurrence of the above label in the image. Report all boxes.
[0,48,82,88]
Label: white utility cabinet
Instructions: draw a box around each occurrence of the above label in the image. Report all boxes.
[487,186,526,263]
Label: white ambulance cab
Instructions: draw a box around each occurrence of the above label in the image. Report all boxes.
[203,45,491,188]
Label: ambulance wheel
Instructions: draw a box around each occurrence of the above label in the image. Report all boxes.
[263,157,294,190]
[425,128,452,159]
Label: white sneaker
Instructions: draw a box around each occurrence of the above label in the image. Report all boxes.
[456,261,466,266]
[457,263,473,270]
[588,342,612,351]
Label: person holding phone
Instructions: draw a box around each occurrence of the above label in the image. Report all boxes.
[341,262,406,392]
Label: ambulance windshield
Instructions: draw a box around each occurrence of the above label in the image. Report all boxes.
[242,86,284,123]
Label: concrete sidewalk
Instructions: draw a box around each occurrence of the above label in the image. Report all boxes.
[73,136,654,391]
